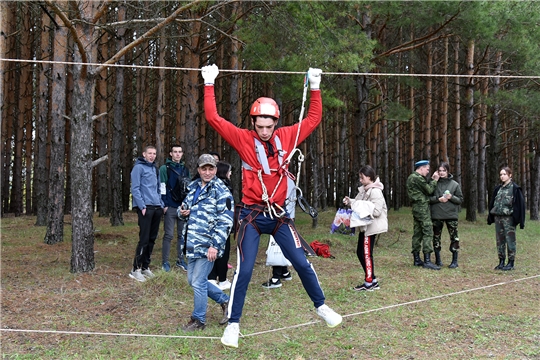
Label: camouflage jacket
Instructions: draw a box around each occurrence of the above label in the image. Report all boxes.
[406,171,437,207]
[487,181,525,229]
[179,177,234,259]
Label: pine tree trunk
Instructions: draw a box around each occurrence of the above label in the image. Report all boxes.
[464,39,477,222]
[44,18,68,244]
[530,137,540,220]
[110,3,126,227]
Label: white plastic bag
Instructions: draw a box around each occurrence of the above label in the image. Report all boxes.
[265,236,292,267]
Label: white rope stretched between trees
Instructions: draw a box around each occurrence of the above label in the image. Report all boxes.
[1,274,538,340]
[2,58,540,79]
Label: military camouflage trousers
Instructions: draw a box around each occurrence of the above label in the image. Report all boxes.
[411,206,433,254]
[432,219,460,253]
[494,215,516,261]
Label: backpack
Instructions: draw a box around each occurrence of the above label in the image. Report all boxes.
[310,240,335,259]
[166,164,190,203]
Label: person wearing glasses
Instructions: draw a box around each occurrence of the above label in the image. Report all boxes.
[429,162,463,268]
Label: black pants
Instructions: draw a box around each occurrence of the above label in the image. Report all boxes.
[208,235,231,281]
[133,206,163,270]
[356,232,376,283]
[272,265,289,279]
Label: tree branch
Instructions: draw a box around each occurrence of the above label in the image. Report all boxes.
[91,154,108,168]
[43,1,88,74]
[98,0,206,73]
[92,0,113,24]
[373,9,460,61]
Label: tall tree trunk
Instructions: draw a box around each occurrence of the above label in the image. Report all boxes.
[530,137,540,220]
[34,10,52,225]
[110,3,126,227]
[424,40,433,161]
[96,32,109,217]
[0,2,16,215]
[44,17,68,244]
[441,37,449,162]
[464,39,477,222]
[477,75,488,214]
[487,51,502,209]
[155,28,166,165]
[453,39,462,186]
[69,1,98,273]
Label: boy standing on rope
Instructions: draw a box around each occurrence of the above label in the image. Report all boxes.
[201,64,342,348]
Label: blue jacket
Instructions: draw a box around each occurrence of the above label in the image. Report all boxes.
[159,158,190,208]
[131,157,164,210]
[179,177,234,259]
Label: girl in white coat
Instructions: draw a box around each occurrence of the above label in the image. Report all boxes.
[343,165,388,291]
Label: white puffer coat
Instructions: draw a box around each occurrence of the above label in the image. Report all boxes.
[349,177,388,236]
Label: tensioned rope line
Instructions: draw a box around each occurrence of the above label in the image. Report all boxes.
[2,274,538,340]
[2,58,540,79]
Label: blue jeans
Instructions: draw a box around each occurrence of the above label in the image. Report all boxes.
[187,257,229,324]
[162,207,185,264]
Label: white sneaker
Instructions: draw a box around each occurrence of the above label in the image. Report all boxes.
[129,269,146,282]
[316,304,342,328]
[141,269,155,278]
[218,280,232,290]
[208,279,218,286]
[221,322,239,348]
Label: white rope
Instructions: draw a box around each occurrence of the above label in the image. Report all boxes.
[3,58,540,79]
[2,274,538,340]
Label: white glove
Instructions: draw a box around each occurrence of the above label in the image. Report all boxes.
[201,64,219,85]
[307,68,322,90]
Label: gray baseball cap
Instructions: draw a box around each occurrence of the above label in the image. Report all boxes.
[197,154,217,168]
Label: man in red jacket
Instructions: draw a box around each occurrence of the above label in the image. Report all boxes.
[201,64,342,348]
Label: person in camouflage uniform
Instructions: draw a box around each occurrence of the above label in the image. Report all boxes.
[487,166,525,271]
[429,162,464,268]
[406,160,440,270]
[178,154,234,331]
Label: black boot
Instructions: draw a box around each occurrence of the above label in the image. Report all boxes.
[494,258,505,270]
[448,251,458,268]
[434,250,443,266]
[413,252,424,266]
[423,253,441,270]
[502,259,514,271]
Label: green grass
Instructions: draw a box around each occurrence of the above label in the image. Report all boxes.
[1,209,539,359]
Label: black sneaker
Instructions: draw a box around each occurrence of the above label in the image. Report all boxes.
[262,278,282,289]
[182,317,206,331]
[281,272,292,281]
[353,282,380,291]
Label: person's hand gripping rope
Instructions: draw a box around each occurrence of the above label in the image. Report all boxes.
[201,64,219,85]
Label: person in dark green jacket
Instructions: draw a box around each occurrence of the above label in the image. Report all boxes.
[429,162,463,268]
[406,160,440,270]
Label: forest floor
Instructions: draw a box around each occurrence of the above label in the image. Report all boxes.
[1,209,539,359]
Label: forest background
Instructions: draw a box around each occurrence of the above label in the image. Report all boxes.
[1,1,539,273]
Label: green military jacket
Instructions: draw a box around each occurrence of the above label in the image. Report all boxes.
[406,171,437,208]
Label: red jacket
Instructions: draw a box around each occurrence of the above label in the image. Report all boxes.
[204,85,322,205]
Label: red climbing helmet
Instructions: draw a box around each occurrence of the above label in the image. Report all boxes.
[250,97,280,119]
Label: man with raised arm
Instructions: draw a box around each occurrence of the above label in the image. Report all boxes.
[201,64,342,348]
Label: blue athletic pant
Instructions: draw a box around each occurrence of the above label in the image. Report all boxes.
[227,208,325,323]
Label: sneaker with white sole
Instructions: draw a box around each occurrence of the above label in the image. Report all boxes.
[261,278,282,289]
[141,269,155,278]
[221,322,239,348]
[208,279,218,287]
[218,280,232,291]
[281,272,292,281]
[353,282,380,291]
[129,269,146,282]
[316,304,342,328]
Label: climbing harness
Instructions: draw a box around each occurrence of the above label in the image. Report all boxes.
[244,70,318,219]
